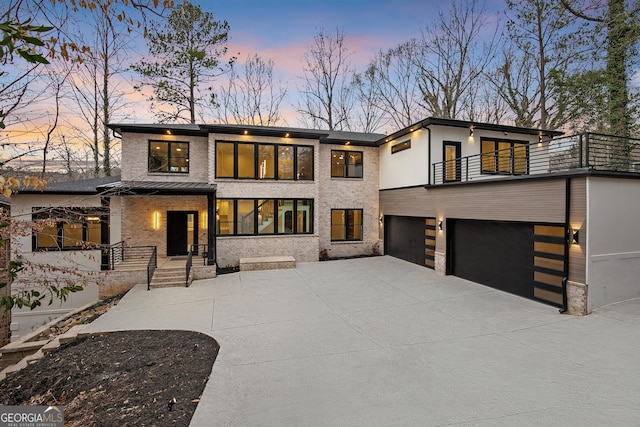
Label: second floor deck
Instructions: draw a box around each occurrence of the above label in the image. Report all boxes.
[431,133,640,186]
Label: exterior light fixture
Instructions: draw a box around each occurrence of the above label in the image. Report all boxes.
[166,130,172,135]
[152,212,160,230]
[243,130,248,135]
[201,212,208,229]
[285,133,290,138]
[438,220,443,230]
[469,127,474,137]
[379,215,384,224]
[570,228,579,244]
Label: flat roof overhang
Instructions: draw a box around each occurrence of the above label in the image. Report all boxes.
[99,180,216,196]
[377,117,565,146]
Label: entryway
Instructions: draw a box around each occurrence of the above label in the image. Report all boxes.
[166,211,198,256]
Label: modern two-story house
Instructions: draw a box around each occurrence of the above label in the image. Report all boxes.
[8,117,640,338]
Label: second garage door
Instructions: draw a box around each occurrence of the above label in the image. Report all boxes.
[448,219,565,307]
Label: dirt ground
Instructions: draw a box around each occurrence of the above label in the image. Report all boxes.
[0,329,219,426]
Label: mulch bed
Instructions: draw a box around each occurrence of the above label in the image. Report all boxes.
[0,330,219,426]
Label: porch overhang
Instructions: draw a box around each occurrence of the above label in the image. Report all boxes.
[100,180,217,266]
[98,180,216,195]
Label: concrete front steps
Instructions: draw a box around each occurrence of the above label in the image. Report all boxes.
[150,267,187,289]
[114,259,150,271]
[1,318,88,381]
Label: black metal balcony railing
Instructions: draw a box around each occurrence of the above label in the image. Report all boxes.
[431,133,640,185]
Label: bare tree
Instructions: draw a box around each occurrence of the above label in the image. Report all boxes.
[351,65,388,133]
[297,28,355,130]
[488,0,584,130]
[217,54,287,126]
[362,41,425,130]
[415,0,497,120]
[66,3,131,177]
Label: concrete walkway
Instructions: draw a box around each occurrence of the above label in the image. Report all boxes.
[83,256,640,426]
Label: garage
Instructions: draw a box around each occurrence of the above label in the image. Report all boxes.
[384,215,435,268]
[448,219,565,308]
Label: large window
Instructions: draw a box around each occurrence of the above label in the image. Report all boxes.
[331,150,363,178]
[331,209,363,241]
[216,199,314,235]
[33,208,105,251]
[216,142,314,180]
[481,139,528,175]
[148,140,189,173]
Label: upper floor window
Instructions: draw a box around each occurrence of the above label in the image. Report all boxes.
[331,208,363,241]
[149,140,189,173]
[331,150,363,178]
[481,139,528,175]
[391,140,411,154]
[32,208,105,251]
[216,142,313,180]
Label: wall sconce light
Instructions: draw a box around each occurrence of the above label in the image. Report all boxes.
[379,215,384,225]
[201,212,208,229]
[538,132,543,143]
[438,220,443,230]
[469,127,474,137]
[152,211,160,230]
[570,228,579,244]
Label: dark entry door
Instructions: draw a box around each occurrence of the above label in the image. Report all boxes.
[166,211,198,256]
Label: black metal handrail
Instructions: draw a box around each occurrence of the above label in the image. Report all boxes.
[431,132,640,185]
[109,241,125,270]
[147,246,157,291]
[186,247,193,286]
[186,244,209,286]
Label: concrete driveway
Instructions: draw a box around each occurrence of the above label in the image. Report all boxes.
[83,256,640,426]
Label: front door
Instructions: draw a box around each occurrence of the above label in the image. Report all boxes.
[166,211,198,256]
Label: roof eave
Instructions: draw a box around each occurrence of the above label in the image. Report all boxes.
[376,117,565,145]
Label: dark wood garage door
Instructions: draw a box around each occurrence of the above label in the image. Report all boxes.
[384,215,435,268]
[448,219,565,308]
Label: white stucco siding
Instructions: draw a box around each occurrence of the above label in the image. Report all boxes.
[586,177,640,310]
[10,193,104,341]
[120,131,209,183]
[379,128,429,189]
[11,194,103,255]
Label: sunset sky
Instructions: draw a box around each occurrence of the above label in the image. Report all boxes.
[207,0,503,80]
[125,0,506,125]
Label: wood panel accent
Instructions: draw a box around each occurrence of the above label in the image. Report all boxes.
[379,179,566,222]
[533,224,566,307]
[425,218,436,269]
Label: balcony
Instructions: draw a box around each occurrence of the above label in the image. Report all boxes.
[431,133,640,185]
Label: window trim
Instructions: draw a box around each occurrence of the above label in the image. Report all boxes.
[216,198,314,236]
[148,140,190,174]
[32,207,107,251]
[215,141,314,181]
[331,208,364,242]
[331,150,363,178]
[480,138,529,175]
